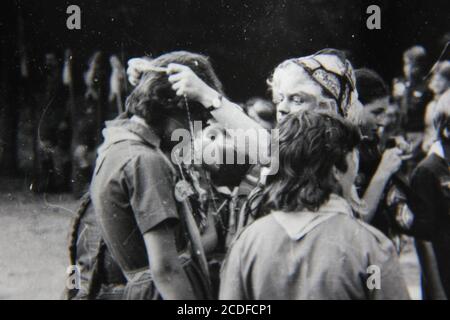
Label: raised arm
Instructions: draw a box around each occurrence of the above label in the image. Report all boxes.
[360,148,403,223]
[127,58,271,164]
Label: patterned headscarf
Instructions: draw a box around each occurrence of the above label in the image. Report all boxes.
[290,49,358,118]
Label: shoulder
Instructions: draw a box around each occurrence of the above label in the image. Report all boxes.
[354,218,395,250]
[231,214,280,249]
[412,154,443,181]
[320,214,396,254]
[241,214,279,237]
[125,146,170,171]
[120,148,175,188]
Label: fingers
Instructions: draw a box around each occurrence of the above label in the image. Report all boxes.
[381,147,403,173]
[167,63,190,75]
[171,81,184,96]
[384,147,402,158]
[175,88,185,97]
[128,58,151,69]
[127,58,153,86]
[167,65,185,94]
[390,147,403,156]
[127,69,140,86]
[168,68,190,96]
[400,154,413,161]
[168,73,184,83]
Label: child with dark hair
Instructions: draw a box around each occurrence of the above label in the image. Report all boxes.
[354,68,411,239]
[90,51,223,300]
[410,89,450,299]
[219,111,410,300]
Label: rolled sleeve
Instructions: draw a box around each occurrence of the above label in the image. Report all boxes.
[124,151,179,234]
[358,224,411,300]
[219,238,246,300]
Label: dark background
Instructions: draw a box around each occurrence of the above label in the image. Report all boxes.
[3,0,449,99]
[0,0,449,176]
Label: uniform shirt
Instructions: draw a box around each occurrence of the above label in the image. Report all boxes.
[410,142,450,297]
[90,118,181,274]
[220,194,410,300]
[410,142,450,239]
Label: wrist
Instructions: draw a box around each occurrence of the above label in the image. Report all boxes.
[200,87,220,108]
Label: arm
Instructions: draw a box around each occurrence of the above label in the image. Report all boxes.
[126,58,271,164]
[167,63,271,164]
[363,231,410,300]
[415,240,448,300]
[125,153,196,299]
[201,213,218,255]
[409,165,438,239]
[360,148,403,223]
[143,222,196,300]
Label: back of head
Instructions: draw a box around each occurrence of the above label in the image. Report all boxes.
[434,89,450,140]
[261,110,361,213]
[126,51,223,125]
[403,45,427,78]
[355,68,388,105]
[404,45,427,64]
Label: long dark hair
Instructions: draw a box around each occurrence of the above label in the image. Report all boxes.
[248,111,360,218]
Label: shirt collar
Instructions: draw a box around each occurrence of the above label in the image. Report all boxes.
[272,194,354,241]
[428,141,444,158]
[104,116,161,148]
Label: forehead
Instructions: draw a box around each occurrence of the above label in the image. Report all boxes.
[432,73,449,81]
[365,96,389,113]
[272,63,323,97]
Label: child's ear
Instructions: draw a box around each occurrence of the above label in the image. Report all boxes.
[332,165,341,182]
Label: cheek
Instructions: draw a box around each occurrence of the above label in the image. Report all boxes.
[352,154,360,176]
[436,80,447,91]
[291,102,316,113]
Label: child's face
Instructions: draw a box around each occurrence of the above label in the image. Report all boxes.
[363,96,389,137]
[429,74,450,95]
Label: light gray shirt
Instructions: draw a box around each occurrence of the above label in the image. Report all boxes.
[219,194,410,300]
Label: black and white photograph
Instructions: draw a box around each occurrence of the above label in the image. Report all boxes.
[1,0,450,305]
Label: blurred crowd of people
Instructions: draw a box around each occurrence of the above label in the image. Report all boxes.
[31,43,450,300]
[28,50,128,196]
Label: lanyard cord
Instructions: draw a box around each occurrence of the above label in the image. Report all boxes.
[183,95,195,164]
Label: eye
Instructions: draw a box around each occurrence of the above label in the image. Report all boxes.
[291,95,305,105]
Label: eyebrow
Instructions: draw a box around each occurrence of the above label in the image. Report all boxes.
[286,91,317,101]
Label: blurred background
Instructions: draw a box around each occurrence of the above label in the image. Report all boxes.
[0,0,448,299]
